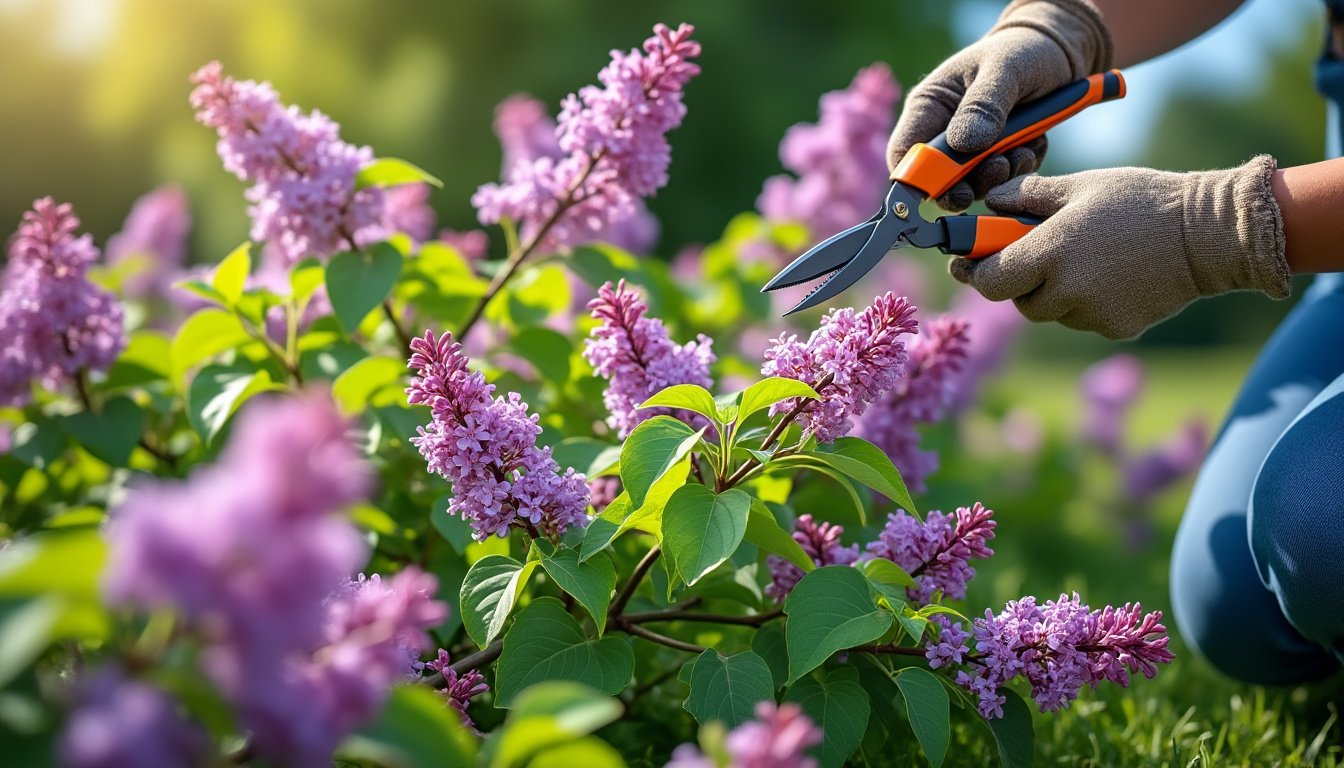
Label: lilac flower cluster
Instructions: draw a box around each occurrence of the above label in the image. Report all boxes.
[425,649,491,734]
[382,182,438,243]
[407,330,590,539]
[758,64,900,245]
[106,184,191,301]
[102,391,445,765]
[583,280,716,437]
[868,502,996,603]
[666,701,822,768]
[439,228,489,262]
[928,593,1174,719]
[473,23,699,253]
[857,316,971,492]
[0,198,125,407]
[947,288,1025,412]
[60,668,208,768]
[762,292,918,443]
[190,61,385,263]
[766,514,860,602]
[1123,421,1207,500]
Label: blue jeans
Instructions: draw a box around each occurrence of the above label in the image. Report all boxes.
[1170,274,1344,684]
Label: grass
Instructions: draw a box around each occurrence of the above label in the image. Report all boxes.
[908,346,1344,767]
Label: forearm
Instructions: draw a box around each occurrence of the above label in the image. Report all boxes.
[1093,0,1246,67]
[1273,159,1344,274]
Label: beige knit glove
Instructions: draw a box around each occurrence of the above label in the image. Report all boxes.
[887,0,1113,211]
[950,156,1292,340]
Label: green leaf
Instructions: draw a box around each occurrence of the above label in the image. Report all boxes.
[579,493,630,562]
[102,330,171,391]
[682,649,776,728]
[326,243,404,334]
[212,242,251,305]
[505,327,571,383]
[0,531,106,600]
[661,486,750,587]
[783,566,892,683]
[431,497,475,554]
[460,555,539,647]
[784,666,870,768]
[533,540,617,635]
[186,365,281,445]
[772,457,867,523]
[639,384,720,424]
[896,667,950,768]
[620,416,701,510]
[737,377,820,424]
[354,157,443,190]
[529,738,625,768]
[332,356,404,415]
[172,279,229,307]
[750,624,790,689]
[344,685,476,768]
[987,688,1035,768]
[60,397,143,467]
[492,682,623,768]
[863,557,917,615]
[290,257,325,308]
[0,598,61,688]
[170,308,252,386]
[745,498,814,574]
[808,437,919,516]
[495,598,634,707]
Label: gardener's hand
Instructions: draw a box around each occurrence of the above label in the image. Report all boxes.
[951,156,1292,340]
[886,0,1112,212]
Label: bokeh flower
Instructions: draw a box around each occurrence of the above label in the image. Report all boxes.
[382,182,437,243]
[667,701,822,768]
[583,280,715,437]
[60,668,208,768]
[1123,421,1207,500]
[472,23,699,253]
[105,184,192,301]
[867,502,996,603]
[762,291,918,443]
[0,198,125,407]
[766,514,860,602]
[407,330,590,539]
[1079,354,1144,456]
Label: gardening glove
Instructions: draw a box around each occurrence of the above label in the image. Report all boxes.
[950,155,1291,340]
[887,0,1113,211]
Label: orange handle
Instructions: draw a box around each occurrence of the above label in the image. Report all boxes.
[892,70,1126,199]
[941,215,1040,259]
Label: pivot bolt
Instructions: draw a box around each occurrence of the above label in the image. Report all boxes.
[893,201,909,219]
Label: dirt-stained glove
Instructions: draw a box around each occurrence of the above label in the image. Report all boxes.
[950,156,1291,340]
[887,0,1112,211]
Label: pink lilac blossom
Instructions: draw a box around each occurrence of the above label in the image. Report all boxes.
[765,514,860,602]
[105,185,191,300]
[425,649,491,734]
[189,61,385,264]
[472,24,698,253]
[587,476,622,513]
[867,503,996,603]
[761,292,918,443]
[942,593,1173,719]
[439,228,489,262]
[59,668,208,768]
[1123,421,1207,500]
[0,198,125,407]
[757,64,900,247]
[856,316,971,493]
[666,701,822,768]
[382,183,437,243]
[407,330,590,539]
[583,280,715,437]
[1079,354,1144,456]
[947,288,1026,412]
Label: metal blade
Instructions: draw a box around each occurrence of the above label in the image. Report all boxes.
[761,213,881,292]
[782,213,907,316]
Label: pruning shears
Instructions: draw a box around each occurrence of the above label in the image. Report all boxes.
[763,69,1127,315]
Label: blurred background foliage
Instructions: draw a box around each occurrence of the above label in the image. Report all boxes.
[0,0,1327,352]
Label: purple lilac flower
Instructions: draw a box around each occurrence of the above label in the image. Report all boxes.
[382,182,437,243]
[438,228,489,262]
[105,185,191,300]
[425,649,491,734]
[950,593,1173,719]
[59,668,208,768]
[867,503,996,603]
[758,64,900,246]
[924,615,973,670]
[190,61,385,264]
[587,476,622,513]
[1123,420,1207,500]
[472,24,699,253]
[766,514,860,602]
[947,288,1025,412]
[857,316,970,493]
[1079,354,1144,456]
[0,198,125,408]
[667,701,822,768]
[583,280,715,438]
[407,330,590,539]
[761,292,918,443]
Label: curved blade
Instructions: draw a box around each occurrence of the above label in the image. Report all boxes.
[783,213,907,316]
[762,213,881,292]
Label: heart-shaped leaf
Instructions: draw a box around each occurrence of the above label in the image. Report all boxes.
[661,485,750,587]
[784,666,870,768]
[896,667,949,768]
[533,540,616,636]
[326,243,403,334]
[784,566,892,683]
[60,397,143,467]
[682,649,775,728]
[494,599,633,707]
[460,555,539,648]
